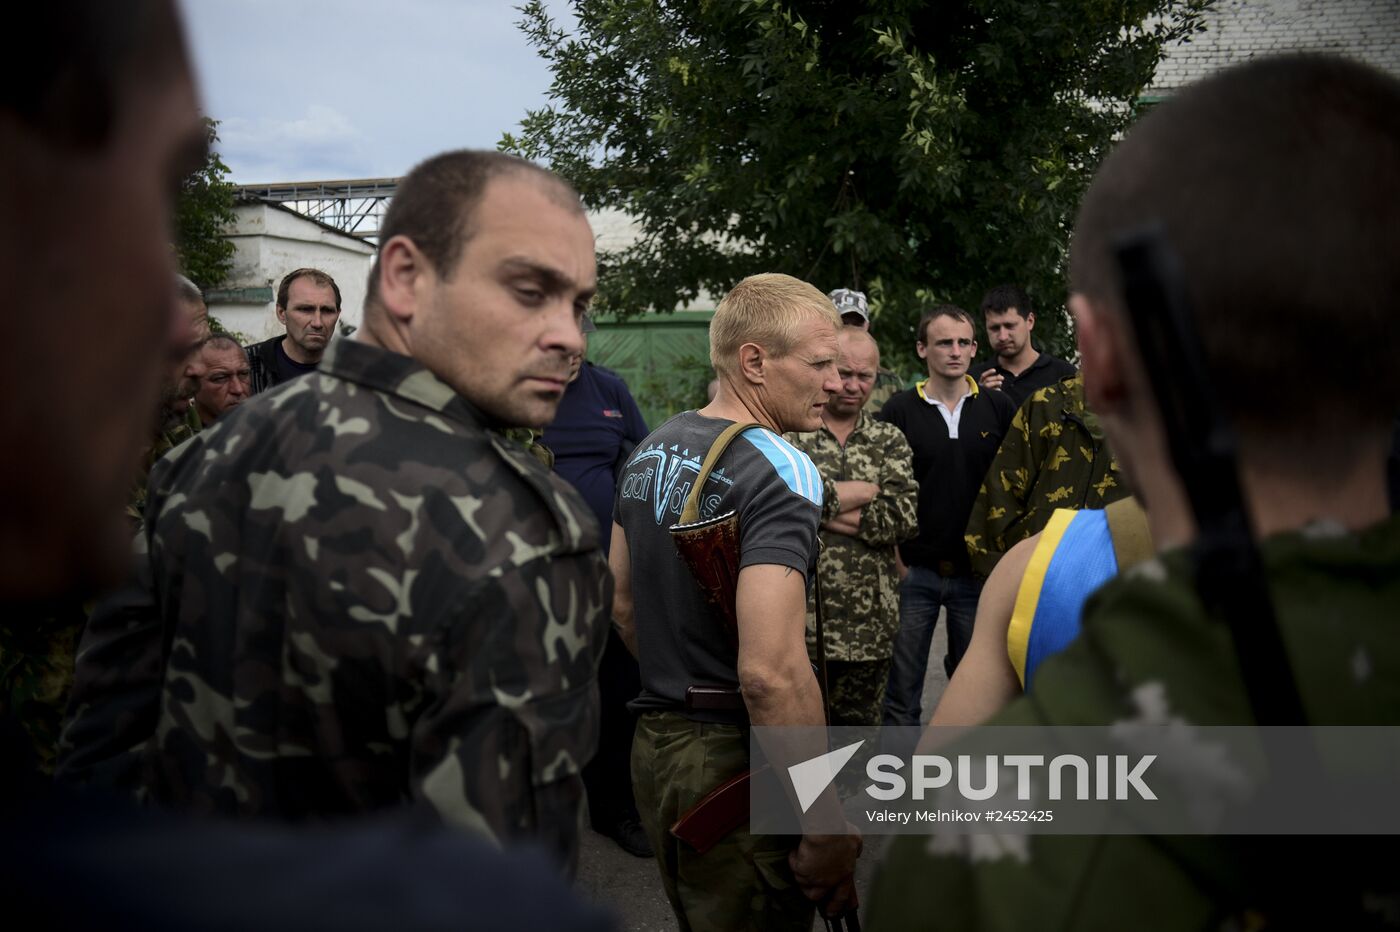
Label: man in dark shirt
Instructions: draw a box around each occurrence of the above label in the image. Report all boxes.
[541,316,651,857]
[244,267,342,393]
[969,284,1076,407]
[543,317,649,538]
[611,273,859,929]
[878,305,1016,724]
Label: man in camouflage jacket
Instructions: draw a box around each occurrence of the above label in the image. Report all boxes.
[789,329,919,725]
[828,287,905,412]
[964,372,1126,579]
[68,152,611,875]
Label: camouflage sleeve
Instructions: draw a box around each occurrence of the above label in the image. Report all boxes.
[965,393,1043,578]
[55,531,165,790]
[408,549,608,863]
[854,427,919,547]
[820,476,841,525]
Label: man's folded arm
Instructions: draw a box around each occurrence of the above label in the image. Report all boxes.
[853,432,919,547]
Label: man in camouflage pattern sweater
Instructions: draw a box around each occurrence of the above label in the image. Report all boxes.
[963,371,1127,579]
[788,328,918,725]
[131,151,610,873]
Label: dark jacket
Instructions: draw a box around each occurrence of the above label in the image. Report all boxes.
[244,335,284,395]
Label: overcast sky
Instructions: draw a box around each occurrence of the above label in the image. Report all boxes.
[182,0,572,183]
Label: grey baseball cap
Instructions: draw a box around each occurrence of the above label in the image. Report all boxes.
[828,288,869,323]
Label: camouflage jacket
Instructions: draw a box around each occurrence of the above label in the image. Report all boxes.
[964,373,1126,579]
[136,339,610,871]
[869,515,1400,930]
[865,366,906,414]
[787,411,919,662]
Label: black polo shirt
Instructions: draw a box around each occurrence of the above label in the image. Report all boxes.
[969,351,1076,408]
[878,377,1017,572]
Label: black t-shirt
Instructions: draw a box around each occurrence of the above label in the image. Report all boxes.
[613,412,822,724]
[878,379,1018,570]
[274,339,321,384]
[969,351,1076,408]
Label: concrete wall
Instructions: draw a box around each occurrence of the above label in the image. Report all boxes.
[1151,0,1400,92]
[207,201,375,342]
[589,207,721,311]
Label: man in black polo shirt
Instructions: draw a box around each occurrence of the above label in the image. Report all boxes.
[877,305,1017,725]
[970,284,1076,407]
[244,267,342,394]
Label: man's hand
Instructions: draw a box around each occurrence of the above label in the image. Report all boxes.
[830,480,879,511]
[790,830,862,915]
[978,368,1005,391]
[821,509,862,537]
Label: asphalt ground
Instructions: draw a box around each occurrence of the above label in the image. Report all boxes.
[575,618,952,931]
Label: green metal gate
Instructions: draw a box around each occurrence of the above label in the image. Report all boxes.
[589,310,715,429]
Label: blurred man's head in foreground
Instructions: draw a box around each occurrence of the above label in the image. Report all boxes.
[1069,55,1400,502]
[0,0,205,598]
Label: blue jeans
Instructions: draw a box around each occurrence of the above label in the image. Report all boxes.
[881,565,982,726]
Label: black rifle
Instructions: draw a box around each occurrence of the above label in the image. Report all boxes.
[1113,228,1307,725]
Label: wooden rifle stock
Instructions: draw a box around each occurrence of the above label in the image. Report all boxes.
[668,766,765,854]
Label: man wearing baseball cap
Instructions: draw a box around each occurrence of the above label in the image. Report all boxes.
[829,288,904,411]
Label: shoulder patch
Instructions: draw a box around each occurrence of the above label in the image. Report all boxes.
[740,428,824,507]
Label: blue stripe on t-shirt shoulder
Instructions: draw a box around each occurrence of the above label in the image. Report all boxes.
[740,428,823,507]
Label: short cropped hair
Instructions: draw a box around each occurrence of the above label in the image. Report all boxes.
[196,334,245,357]
[981,285,1032,320]
[709,273,841,375]
[366,150,582,308]
[838,327,880,365]
[916,305,975,345]
[1070,54,1400,463]
[277,268,341,312]
[2,0,189,150]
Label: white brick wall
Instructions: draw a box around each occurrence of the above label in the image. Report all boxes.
[1150,0,1400,92]
[212,202,375,340]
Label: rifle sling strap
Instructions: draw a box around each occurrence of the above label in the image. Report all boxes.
[679,421,761,525]
[813,545,832,722]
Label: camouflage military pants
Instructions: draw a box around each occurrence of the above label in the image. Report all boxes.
[826,658,890,727]
[631,712,814,932]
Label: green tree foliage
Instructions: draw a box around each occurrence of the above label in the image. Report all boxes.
[175,117,237,290]
[504,0,1213,373]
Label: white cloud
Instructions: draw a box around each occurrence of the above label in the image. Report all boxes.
[218,105,372,182]
[181,0,574,183]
